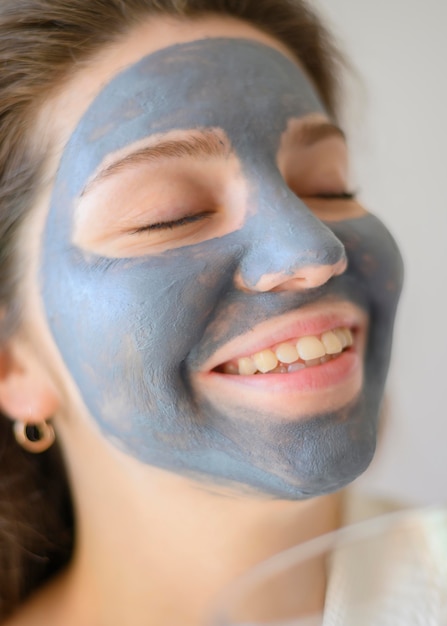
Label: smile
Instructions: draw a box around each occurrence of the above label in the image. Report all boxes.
[195,303,367,419]
[218,327,354,375]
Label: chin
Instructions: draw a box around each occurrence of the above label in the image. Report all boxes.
[145,391,381,501]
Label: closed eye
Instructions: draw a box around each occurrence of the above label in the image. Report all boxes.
[130,211,214,234]
[312,191,357,200]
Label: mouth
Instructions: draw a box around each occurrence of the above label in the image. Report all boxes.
[214,327,354,376]
[195,302,366,418]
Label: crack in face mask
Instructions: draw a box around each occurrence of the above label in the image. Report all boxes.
[41,38,404,499]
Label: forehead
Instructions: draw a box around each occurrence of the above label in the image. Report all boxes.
[58,38,325,199]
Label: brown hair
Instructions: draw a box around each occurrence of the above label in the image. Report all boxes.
[0,0,344,619]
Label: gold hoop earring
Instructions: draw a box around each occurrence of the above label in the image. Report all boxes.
[13,420,55,453]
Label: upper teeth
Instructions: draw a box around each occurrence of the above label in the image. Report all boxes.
[223,327,353,375]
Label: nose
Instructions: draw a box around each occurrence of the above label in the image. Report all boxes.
[234,190,347,293]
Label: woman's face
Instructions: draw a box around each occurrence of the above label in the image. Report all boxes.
[28,16,403,498]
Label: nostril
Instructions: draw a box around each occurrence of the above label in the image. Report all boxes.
[295,262,347,290]
[235,258,347,293]
[233,224,347,293]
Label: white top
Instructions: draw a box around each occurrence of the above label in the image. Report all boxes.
[323,502,447,625]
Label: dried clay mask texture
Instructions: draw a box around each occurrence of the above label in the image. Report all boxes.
[42,39,403,498]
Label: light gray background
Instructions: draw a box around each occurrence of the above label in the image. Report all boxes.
[314,0,447,504]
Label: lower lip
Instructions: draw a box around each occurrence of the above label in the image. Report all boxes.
[196,348,363,420]
[206,349,360,393]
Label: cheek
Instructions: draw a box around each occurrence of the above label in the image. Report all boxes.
[328,214,403,299]
[41,234,240,409]
[328,214,404,393]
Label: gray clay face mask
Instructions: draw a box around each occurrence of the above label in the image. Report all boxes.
[42,38,403,499]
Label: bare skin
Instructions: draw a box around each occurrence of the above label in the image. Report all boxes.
[5,463,342,625]
[0,15,359,626]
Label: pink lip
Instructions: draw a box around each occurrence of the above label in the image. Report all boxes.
[196,345,363,420]
[199,300,368,373]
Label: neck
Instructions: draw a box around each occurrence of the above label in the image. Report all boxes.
[58,427,343,626]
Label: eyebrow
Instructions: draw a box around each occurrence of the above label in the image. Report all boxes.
[81,131,231,197]
[80,121,345,198]
[299,121,346,146]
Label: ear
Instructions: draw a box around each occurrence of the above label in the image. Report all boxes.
[0,336,60,424]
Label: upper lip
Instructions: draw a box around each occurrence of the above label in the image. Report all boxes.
[198,299,368,373]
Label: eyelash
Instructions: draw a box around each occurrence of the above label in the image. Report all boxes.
[131,191,356,234]
[313,191,357,200]
[132,211,213,234]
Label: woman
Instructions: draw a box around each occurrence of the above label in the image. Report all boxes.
[0,0,403,624]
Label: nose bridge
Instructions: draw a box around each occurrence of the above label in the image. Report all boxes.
[237,181,347,291]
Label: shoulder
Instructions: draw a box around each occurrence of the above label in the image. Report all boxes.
[327,497,447,625]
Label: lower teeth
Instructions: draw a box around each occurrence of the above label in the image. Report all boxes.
[288,362,306,373]
[304,358,321,368]
[320,355,332,364]
[269,353,339,374]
